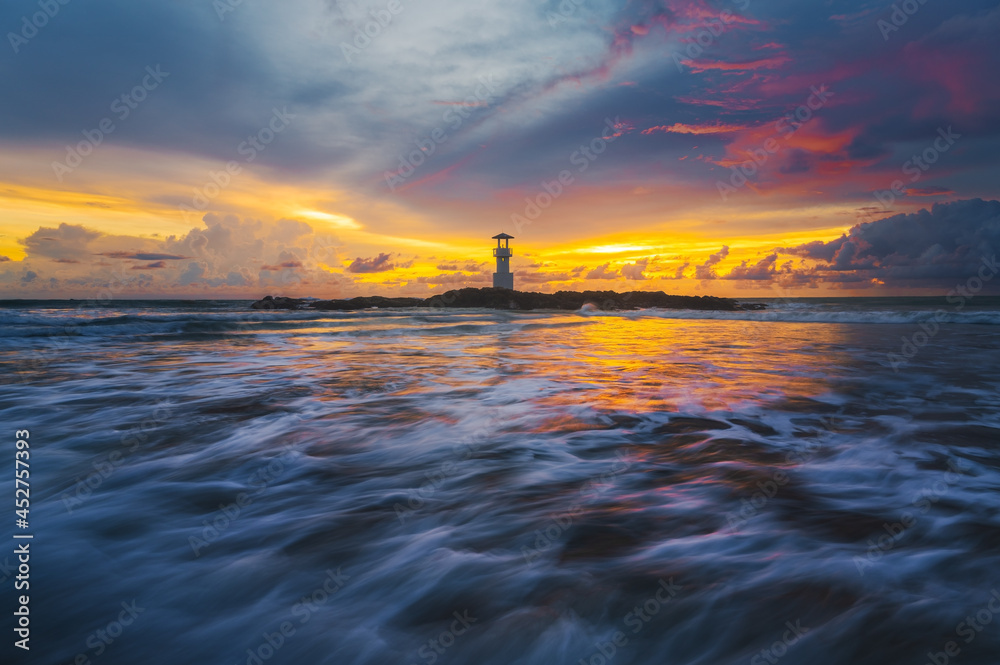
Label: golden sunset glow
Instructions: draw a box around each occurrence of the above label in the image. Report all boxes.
[1,0,997,299]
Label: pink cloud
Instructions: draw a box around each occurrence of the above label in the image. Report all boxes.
[642,122,747,135]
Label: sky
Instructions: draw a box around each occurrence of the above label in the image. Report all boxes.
[1,0,999,299]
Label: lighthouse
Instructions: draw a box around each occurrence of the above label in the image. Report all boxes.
[492,232,514,290]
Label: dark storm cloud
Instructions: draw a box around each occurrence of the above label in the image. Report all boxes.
[0,0,343,173]
[404,0,1000,198]
[786,199,1000,288]
[784,238,845,263]
[2,0,999,199]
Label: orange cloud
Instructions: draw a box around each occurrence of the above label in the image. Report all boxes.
[685,56,789,73]
[907,186,954,197]
[642,122,747,135]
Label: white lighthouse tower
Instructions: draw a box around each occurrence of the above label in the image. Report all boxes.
[492,232,514,290]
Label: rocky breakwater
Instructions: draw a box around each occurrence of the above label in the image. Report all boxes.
[251,288,765,311]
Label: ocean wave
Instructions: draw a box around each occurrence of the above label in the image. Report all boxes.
[3,304,1000,345]
[7,300,1000,665]
[583,307,1000,325]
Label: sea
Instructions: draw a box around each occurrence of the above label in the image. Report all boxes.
[2,297,1000,665]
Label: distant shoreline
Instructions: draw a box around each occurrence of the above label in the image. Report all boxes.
[250,287,766,312]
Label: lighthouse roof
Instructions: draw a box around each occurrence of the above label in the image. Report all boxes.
[492,232,514,239]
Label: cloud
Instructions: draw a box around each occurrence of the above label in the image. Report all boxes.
[20,224,102,261]
[778,149,812,174]
[724,253,779,280]
[684,56,790,73]
[784,238,846,262]
[177,261,251,288]
[165,214,266,261]
[261,261,304,271]
[620,258,649,280]
[0,0,994,215]
[347,253,395,273]
[21,271,38,284]
[695,246,729,280]
[178,262,205,286]
[269,219,314,241]
[782,199,1000,289]
[3,1,1000,299]
[641,122,746,135]
[907,186,954,197]
[0,256,10,262]
[6,215,347,296]
[586,262,618,279]
[101,252,189,260]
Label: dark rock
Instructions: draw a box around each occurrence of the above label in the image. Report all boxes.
[254,287,766,312]
[423,288,764,311]
[311,296,425,311]
[250,295,307,310]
